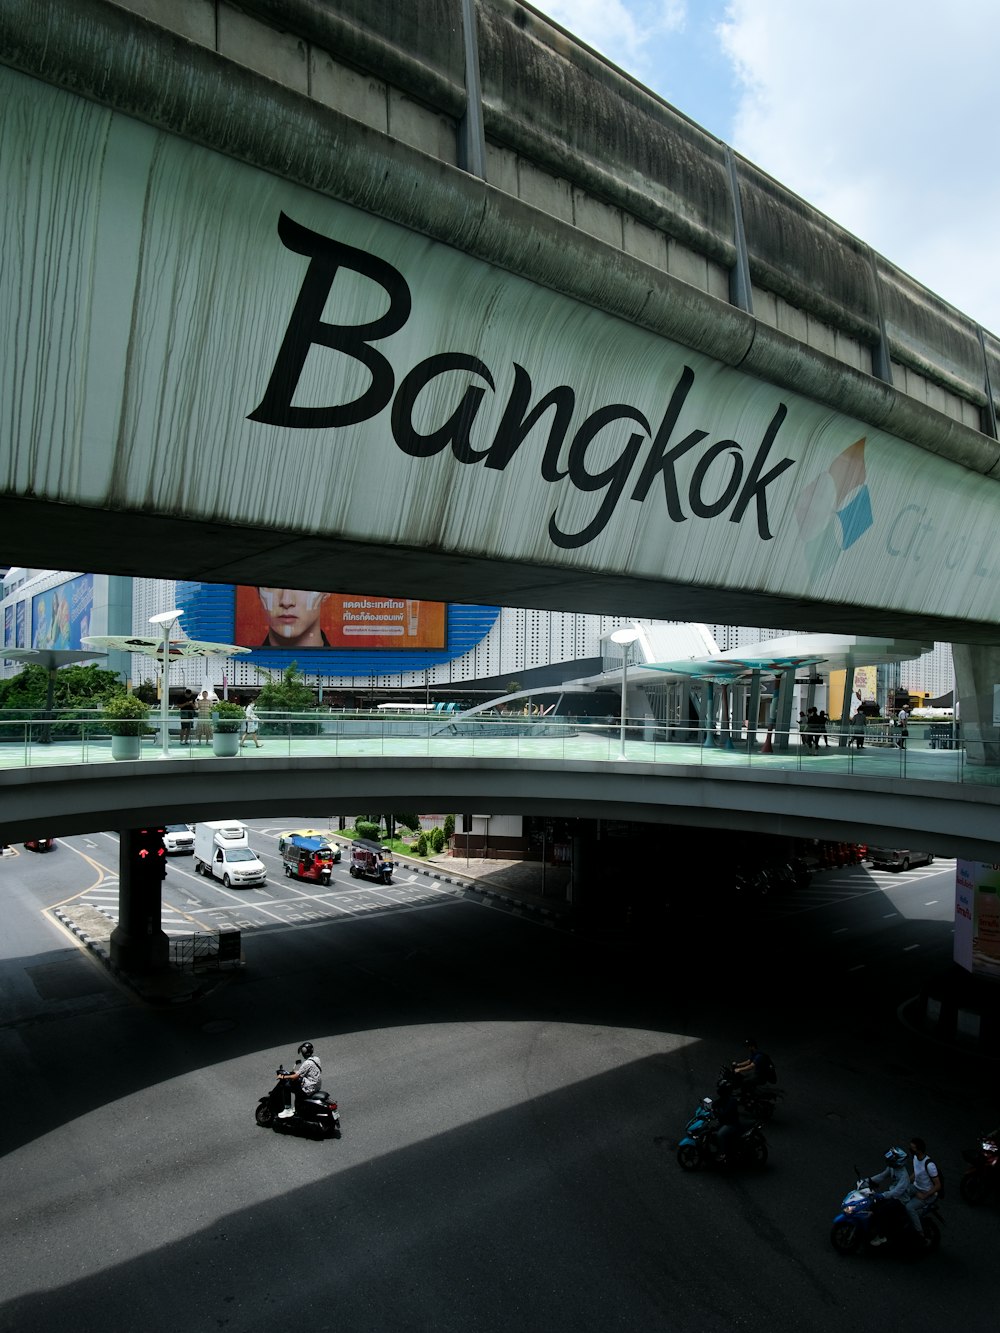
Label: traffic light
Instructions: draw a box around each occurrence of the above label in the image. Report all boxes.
[130,826,167,882]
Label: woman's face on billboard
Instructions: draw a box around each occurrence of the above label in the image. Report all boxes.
[257,588,329,647]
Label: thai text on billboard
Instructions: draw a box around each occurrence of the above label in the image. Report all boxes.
[233,587,446,650]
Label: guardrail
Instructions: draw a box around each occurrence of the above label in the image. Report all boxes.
[0,712,990,789]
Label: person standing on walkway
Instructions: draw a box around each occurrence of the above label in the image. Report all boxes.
[195,689,214,745]
[896,702,910,749]
[179,690,195,746]
[241,697,263,749]
[851,709,866,749]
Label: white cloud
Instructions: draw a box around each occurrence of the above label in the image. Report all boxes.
[717,0,1000,332]
[536,1,688,82]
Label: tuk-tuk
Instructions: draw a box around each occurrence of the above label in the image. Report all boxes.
[278,831,339,884]
[349,839,395,885]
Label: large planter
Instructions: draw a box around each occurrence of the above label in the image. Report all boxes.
[111,734,142,761]
[212,731,241,757]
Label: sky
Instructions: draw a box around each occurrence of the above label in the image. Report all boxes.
[531,1,1000,336]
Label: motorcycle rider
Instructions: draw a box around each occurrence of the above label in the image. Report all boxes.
[867,1146,911,1246]
[712,1079,742,1163]
[731,1037,773,1093]
[278,1041,323,1118]
[905,1137,940,1245]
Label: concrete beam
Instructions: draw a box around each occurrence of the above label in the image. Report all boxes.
[2,757,1000,862]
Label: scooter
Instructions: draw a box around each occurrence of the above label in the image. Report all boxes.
[960,1130,999,1205]
[676,1097,768,1171]
[720,1065,784,1122]
[830,1171,942,1255]
[255,1065,341,1138]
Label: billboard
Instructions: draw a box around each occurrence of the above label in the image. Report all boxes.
[955,860,1000,978]
[31,574,94,650]
[233,587,446,651]
[15,600,25,648]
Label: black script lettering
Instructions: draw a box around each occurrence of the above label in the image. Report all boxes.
[549,405,650,549]
[248,212,411,429]
[688,441,743,519]
[391,353,495,459]
[630,365,703,520]
[483,364,575,480]
[727,406,793,539]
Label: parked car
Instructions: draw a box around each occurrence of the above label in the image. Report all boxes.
[866,847,934,872]
[23,838,55,853]
[162,823,195,855]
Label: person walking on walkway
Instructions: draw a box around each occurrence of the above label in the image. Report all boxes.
[241,697,263,749]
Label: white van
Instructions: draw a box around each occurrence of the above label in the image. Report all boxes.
[194,820,267,887]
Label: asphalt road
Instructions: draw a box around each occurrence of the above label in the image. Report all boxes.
[0,837,997,1333]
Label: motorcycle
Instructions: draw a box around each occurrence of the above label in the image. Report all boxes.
[720,1065,783,1122]
[830,1171,942,1255]
[676,1096,769,1171]
[255,1065,342,1138]
[960,1130,999,1205]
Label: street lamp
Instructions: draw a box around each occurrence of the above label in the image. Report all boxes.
[149,609,183,759]
[610,626,641,759]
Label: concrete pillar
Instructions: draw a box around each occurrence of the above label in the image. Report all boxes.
[774,670,796,752]
[952,643,1000,765]
[110,827,169,973]
[745,671,762,748]
[837,663,855,748]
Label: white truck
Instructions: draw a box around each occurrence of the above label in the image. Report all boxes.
[194,820,267,887]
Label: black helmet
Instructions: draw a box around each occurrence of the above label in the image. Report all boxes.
[297,1041,314,1059]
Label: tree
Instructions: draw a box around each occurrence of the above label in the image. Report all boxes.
[395,813,421,833]
[0,663,123,710]
[443,814,455,841]
[430,827,445,853]
[255,661,315,712]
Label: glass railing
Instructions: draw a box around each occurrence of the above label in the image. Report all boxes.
[0,710,992,788]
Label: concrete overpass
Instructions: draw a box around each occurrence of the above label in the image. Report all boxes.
[4,750,1000,864]
[3,1,1000,653]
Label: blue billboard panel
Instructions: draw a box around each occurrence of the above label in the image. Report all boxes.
[31,574,95,650]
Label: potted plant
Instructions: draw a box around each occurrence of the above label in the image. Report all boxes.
[211,700,245,756]
[104,692,151,760]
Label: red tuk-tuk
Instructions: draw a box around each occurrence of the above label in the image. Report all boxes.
[278,831,338,884]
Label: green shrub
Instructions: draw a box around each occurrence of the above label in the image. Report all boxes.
[443,814,455,841]
[414,832,428,856]
[430,827,445,853]
[355,819,380,842]
[212,700,246,733]
[104,692,151,736]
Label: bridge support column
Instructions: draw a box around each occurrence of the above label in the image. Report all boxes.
[110,828,169,974]
[952,644,1000,765]
[745,672,762,749]
[774,670,796,752]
